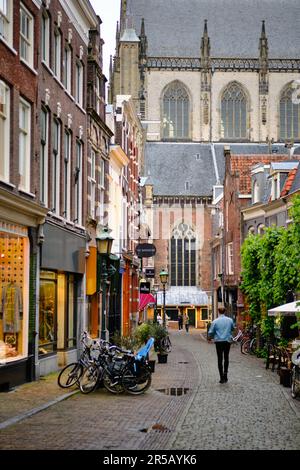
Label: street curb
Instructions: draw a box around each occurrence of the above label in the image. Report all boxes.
[280,387,300,419]
[0,390,79,431]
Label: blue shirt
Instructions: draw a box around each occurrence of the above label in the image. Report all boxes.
[208,315,235,342]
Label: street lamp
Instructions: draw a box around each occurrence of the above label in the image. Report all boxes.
[159,269,169,327]
[152,283,160,323]
[96,227,115,340]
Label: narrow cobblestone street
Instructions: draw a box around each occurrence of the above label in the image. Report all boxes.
[0,329,299,450]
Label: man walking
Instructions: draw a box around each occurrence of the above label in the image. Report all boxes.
[208,306,235,383]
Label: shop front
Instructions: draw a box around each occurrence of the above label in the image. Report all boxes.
[0,188,47,390]
[39,222,86,376]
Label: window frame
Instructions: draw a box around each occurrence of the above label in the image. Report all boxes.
[40,107,49,205]
[90,148,96,219]
[20,3,34,67]
[75,60,83,107]
[0,0,13,46]
[19,97,31,192]
[63,129,71,220]
[75,139,83,226]
[220,82,249,141]
[162,81,190,141]
[53,27,62,80]
[0,80,10,182]
[279,84,300,141]
[41,9,50,66]
[52,118,61,215]
[63,44,72,94]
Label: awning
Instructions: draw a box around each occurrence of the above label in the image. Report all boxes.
[268,301,300,316]
[139,293,156,311]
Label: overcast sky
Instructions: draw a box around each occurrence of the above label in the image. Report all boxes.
[90,0,120,80]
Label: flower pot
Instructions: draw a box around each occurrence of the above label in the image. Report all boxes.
[148,359,156,373]
[157,353,168,364]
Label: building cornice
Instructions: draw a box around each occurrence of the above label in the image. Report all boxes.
[110,145,130,167]
[58,0,98,45]
[0,188,48,227]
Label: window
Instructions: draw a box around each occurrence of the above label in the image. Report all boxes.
[20,4,34,66]
[90,149,96,219]
[75,61,83,107]
[221,82,248,139]
[63,45,72,93]
[0,0,12,45]
[52,119,61,214]
[40,108,49,205]
[162,81,190,139]
[63,130,71,220]
[39,271,57,355]
[0,234,29,362]
[280,84,300,141]
[99,158,105,188]
[0,81,10,182]
[96,75,101,115]
[41,11,50,65]
[54,29,61,79]
[170,224,196,286]
[19,98,31,192]
[226,242,233,275]
[253,180,260,204]
[75,140,82,225]
[66,275,76,348]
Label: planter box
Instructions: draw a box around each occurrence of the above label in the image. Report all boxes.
[157,353,168,364]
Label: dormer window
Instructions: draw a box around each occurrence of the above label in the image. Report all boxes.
[253,180,260,204]
[271,174,279,200]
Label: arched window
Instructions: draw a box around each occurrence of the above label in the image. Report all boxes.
[162,81,190,140]
[280,84,300,141]
[170,223,196,286]
[221,82,248,139]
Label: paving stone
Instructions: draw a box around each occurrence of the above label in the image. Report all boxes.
[0,329,299,450]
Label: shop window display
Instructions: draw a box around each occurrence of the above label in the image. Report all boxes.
[39,271,57,355]
[0,235,26,361]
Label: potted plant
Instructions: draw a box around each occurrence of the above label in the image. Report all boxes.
[150,322,169,364]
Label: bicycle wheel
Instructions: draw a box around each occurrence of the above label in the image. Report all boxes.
[122,364,152,395]
[57,362,83,388]
[79,364,100,394]
[249,338,257,355]
[291,367,300,399]
[241,339,251,355]
[102,370,124,394]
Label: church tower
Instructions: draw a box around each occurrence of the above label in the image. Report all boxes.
[259,20,269,142]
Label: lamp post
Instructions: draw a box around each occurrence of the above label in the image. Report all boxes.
[159,269,169,328]
[152,283,160,323]
[96,227,114,341]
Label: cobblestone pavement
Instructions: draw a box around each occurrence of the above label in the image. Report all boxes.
[0,328,299,450]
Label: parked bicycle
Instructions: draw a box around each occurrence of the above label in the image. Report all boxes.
[57,331,97,388]
[79,337,154,396]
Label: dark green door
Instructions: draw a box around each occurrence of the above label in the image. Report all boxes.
[187,308,195,326]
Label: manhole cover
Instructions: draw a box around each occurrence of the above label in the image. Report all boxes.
[156,387,190,396]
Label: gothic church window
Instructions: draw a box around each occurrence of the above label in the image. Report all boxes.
[170,224,196,286]
[221,82,248,140]
[280,84,300,141]
[162,81,190,140]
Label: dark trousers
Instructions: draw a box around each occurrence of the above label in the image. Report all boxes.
[178,321,183,330]
[215,341,231,378]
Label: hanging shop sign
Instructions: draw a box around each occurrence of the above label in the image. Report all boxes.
[135,243,156,258]
[139,281,151,294]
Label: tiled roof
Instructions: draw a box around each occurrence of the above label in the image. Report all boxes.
[280,168,298,197]
[229,155,290,194]
[126,0,300,58]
